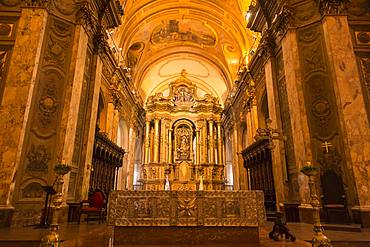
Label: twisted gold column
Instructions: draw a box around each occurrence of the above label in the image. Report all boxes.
[202,122,207,164]
[217,122,223,164]
[196,129,200,165]
[153,118,160,163]
[209,120,215,164]
[168,129,173,164]
[144,120,151,164]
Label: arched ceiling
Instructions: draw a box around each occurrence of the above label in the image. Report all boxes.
[114,0,255,106]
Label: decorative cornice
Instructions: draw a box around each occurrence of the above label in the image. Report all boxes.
[317,0,350,16]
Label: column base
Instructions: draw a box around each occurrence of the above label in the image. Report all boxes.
[298,204,314,224]
[0,206,14,227]
[352,206,370,228]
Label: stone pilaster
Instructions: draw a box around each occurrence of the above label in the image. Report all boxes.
[322,15,370,227]
[264,57,286,211]
[58,25,89,201]
[0,8,48,226]
[77,56,103,200]
[281,29,313,221]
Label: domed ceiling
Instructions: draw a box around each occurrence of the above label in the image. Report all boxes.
[114,0,256,106]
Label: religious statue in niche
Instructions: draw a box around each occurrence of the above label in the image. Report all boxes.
[151,19,216,46]
[174,86,193,103]
[176,125,191,160]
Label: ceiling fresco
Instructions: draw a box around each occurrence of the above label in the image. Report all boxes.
[114,0,256,105]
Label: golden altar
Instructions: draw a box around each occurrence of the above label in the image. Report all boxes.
[108,190,266,246]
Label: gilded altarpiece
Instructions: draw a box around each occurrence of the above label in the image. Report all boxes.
[141,72,225,191]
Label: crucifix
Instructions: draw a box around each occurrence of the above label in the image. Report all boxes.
[321,141,333,153]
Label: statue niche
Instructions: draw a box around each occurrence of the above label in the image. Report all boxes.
[173,120,195,184]
[176,125,191,160]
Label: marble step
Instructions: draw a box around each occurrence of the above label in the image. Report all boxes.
[323,223,362,232]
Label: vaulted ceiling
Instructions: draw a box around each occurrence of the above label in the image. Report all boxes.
[114,0,256,106]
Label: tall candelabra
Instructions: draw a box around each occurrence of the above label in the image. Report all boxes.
[301,162,332,247]
[40,163,71,247]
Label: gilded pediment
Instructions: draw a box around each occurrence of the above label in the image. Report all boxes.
[146,70,222,114]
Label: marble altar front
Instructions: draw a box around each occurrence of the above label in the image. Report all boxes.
[108,190,266,246]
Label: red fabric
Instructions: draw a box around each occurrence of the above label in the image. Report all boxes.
[81,207,101,212]
[91,192,104,208]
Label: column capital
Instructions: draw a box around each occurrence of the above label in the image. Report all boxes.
[317,0,349,16]
[273,5,294,36]
[260,30,276,59]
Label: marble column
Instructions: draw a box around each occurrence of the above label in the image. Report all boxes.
[246,110,254,144]
[56,25,89,200]
[281,29,313,221]
[233,126,247,190]
[208,120,215,164]
[168,129,173,164]
[126,124,137,190]
[153,118,160,163]
[250,99,259,138]
[144,120,150,164]
[106,102,115,140]
[264,57,286,212]
[0,8,48,224]
[196,129,201,165]
[322,15,370,227]
[79,56,103,199]
[217,122,223,165]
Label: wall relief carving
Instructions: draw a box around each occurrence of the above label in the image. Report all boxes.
[26,144,50,172]
[0,23,13,37]
[21,182,43,199]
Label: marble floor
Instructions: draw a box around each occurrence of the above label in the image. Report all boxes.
[0,222,369,247]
